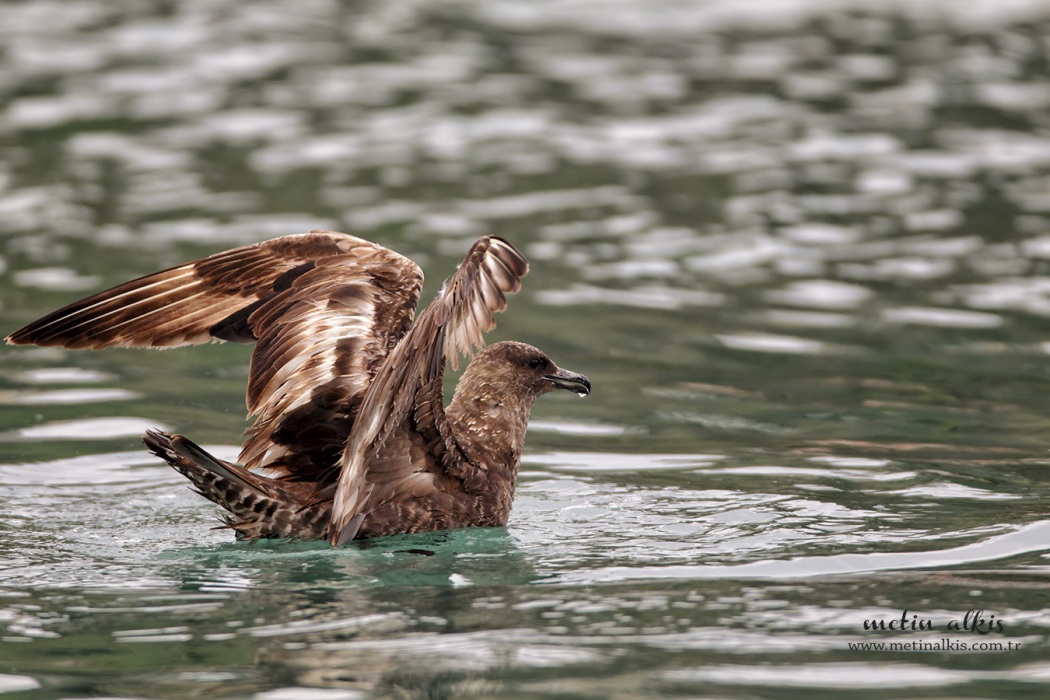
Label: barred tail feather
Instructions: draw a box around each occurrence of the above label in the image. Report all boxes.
[143,429,329,541]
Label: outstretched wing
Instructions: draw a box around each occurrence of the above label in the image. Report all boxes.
[7,231,424,482]
[327,236,528,545]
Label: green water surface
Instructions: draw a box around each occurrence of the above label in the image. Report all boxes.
[2,1,1050,698]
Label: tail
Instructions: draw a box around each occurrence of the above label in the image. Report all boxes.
[143,429,329,541]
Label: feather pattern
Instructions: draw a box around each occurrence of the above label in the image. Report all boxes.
[7,233,593,546]
[328,237,528,544]
[7,231,423,481]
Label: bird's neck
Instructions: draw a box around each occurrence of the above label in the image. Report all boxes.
[446,378,535,474]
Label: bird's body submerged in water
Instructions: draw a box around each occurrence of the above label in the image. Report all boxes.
[6,233,590,546]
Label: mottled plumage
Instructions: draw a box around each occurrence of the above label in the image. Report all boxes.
[7,232,590,545]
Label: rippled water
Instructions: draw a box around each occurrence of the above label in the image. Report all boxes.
[3,0,1050,698]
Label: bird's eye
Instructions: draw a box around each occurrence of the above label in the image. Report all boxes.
[527,356,548,369]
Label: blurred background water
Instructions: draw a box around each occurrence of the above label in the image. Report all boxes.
[3,0,1050,698]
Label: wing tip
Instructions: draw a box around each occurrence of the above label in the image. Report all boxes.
[6,328,56,347]
[327,513,364,547]
[485,236,529,278]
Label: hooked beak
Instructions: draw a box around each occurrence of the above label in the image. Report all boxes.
[544,368,591,396]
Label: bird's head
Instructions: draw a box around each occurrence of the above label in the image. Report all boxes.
[458,340,591,404]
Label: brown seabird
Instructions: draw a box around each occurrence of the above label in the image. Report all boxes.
[6,232,590,546]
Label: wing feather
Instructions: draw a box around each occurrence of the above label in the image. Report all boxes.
[7,233,345,349]
[327,236,528,544]
[7,231,425,483]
